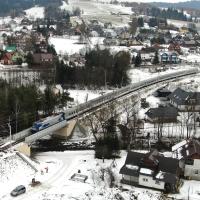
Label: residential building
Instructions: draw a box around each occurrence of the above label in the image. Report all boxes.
[168,88,200,111]
[172,139,200,180]
[145,107,179,123]
[159,51,180,64]
[120,150,181,193]
[32,53,54,67]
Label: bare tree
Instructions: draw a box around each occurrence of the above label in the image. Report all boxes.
[83,101,117,142]
[117,95,140,150]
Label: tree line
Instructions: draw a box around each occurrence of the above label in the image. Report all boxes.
[0,0,62,17]
[56,48,131,88]
[0,81,72,137]
[147,7,190,21]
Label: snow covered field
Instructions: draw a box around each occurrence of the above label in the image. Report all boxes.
[49,36,105,55]
[61,0,132,26]
[2,150,200,200]
[25,6,45,20]
[68,89,112,104]
[0,150,163,200]
[94,0,189,3]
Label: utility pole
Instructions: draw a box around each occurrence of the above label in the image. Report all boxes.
[188,186,190,200]
[104,70,107,90]
[15,100,20,133]
[8,117,12,148]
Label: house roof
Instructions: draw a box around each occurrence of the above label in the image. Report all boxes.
[5,45,16,52]
[143,149,159,166]
[145,107,178,120]
[156,171,178,184]
[119,151,144,176]
[181,139,200,158]
[168,87,200,106]
[184,40,196,45]
[33,53,53,62]
[158,156,179,174]
[124,151,144,166]
[120,151,180,183]
[157,87,171,94]
[2,52,13,60]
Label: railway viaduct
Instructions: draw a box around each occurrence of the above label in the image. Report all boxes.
[1,68,198,156]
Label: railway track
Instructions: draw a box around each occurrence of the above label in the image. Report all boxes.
[1,68,199,149]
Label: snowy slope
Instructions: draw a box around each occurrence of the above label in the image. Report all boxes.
[25,6,45,20]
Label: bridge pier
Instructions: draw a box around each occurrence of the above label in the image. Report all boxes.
[15,142,31,157]
[53,120,87,139]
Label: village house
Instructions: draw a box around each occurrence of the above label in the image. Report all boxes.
[120,150,181,193]
[168,88,200,111]
[145,107,179,123]
[1,52,13,65]
[103,38,118,46]
[172,139,200,180]
[32,53,54,67]
[159,51,180,64]
[155,87,171,99]
[168,42,182,54]
[5,45,17,53]
[140,47,156,65]
[182,39,196,48]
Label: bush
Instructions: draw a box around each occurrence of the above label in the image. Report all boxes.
[95,136,120,159]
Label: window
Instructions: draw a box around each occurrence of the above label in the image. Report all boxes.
[155,180,160,185]
[143,178,148,182]
[194,170,198,174]
[185,159,194,165]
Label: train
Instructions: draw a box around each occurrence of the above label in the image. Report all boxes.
[30,68,198,133]
[63,68,199,120]
[31,112,65,133]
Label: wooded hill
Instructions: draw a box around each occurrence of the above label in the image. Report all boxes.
[0,0,62,17]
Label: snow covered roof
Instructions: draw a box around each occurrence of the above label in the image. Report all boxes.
[126,164,139,170]
[140,168,153,175]
[172,140,187,152]
[169,87,200,106]
[155,171,164,179]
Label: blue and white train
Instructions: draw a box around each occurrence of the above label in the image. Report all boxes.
[30,68,198,133]
[31,112,65,133]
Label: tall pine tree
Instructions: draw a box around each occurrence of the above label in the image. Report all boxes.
[134,53,142,67]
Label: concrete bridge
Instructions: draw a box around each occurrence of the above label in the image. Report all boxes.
[1,68,198,156]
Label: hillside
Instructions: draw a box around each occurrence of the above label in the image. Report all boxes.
[153,1,200,10]
[0,0,62,17]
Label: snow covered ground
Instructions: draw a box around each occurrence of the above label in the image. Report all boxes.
[25,6,45,20]
[0,150,163,200]
[68,89,112,104]
[60,0,132,27]
[2,150,200,200]
[128,64,196,84]
[49,36,105,55]
[94,0,189,3]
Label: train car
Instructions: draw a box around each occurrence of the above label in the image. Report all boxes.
[31,112,65,133]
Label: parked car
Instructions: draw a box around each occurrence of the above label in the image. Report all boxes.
[10,185,26,196]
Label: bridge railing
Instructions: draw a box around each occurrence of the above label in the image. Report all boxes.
[3,68,198,148]
[12,128,31,141]
[25,120,68,144]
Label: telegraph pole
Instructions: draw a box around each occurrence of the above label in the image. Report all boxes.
[15,100,20,133]
[8,117,12,148]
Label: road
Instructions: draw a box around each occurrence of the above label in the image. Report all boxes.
[3,151,94,200]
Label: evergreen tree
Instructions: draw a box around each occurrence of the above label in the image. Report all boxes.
[152,51,159,65]
[26,52,34,66]
[95,117,120,159]
[134,53,142,67]
[42,85,57,115]
[137,17,144,27]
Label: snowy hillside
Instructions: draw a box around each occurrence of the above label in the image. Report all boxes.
[25,6,45,20]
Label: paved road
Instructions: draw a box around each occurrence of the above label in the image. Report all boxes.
[4,151,94,200]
